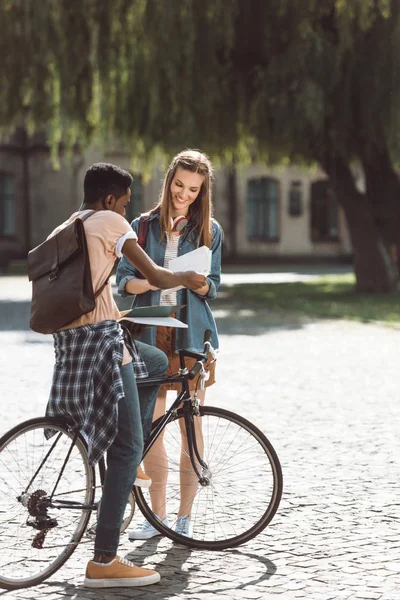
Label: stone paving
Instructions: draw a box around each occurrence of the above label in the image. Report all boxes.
[0,276,399,599]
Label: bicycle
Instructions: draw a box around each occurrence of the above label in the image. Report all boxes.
[0,330,283,590]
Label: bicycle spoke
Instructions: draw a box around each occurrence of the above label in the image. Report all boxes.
[134,406,282,549]
[0,420,94,590]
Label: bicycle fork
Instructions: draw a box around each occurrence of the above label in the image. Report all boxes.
[182,399,212,487]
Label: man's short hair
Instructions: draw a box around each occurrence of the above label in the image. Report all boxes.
[84,163,133,204]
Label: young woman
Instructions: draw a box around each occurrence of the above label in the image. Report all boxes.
[116,149,222,538]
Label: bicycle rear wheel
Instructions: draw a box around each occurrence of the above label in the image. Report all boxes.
[0,417,95,590]
[134,406,282,550]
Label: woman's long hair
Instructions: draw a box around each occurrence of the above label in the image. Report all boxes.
[149,149,214,247]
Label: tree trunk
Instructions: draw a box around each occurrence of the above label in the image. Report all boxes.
[340,195,397,293]
[361,146,400,274]
[227,164,238,260]
[325,157,397,293]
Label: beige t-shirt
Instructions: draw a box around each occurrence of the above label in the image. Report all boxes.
[49,209,137,363]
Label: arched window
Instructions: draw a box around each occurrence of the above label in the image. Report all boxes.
[310,180,339,242]
[247,177,280,241]
[288,180,303,217]
[0,173,16,236]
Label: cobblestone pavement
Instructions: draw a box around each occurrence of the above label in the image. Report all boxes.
[0,278,399,599]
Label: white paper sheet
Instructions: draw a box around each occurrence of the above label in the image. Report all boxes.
[119,316,188,328]
[161,246,211,297]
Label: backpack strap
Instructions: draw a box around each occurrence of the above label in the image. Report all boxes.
[79,209,96,222]
[94,267,114,298]
[78,209,114,298]
[137,214,150,249]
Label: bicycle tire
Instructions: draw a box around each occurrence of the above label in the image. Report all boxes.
[0,417,95,590]
[133,406,283,550]
[120,491,136,533]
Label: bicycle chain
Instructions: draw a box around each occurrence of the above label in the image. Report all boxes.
[32,529,48,549]
[52,484,100,498]
[27,489,47,516]
[26,490,58,549]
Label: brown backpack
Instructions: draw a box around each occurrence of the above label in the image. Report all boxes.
[27,211,112,334]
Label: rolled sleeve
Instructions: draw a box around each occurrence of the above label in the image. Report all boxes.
[116,218,142,296]
[117,274,136,298]
[116,254,142,297]
[193,221,222,301]
[115,230,137,258]
[205,275,218,300]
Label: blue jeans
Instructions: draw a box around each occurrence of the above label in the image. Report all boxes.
[94,341,168,556]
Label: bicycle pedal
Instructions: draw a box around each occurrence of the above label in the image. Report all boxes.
[86,523,97,537]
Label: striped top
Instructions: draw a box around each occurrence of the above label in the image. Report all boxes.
[160,233,180,306]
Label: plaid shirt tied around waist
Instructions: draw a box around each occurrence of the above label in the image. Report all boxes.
[46,320,148,465]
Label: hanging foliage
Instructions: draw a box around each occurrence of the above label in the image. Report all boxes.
[1,0,399,163]
[1,0,400,291]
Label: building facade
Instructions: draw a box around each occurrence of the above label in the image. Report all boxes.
[0,133,352,268]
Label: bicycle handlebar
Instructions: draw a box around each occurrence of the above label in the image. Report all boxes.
[138,331,215,387]
[203,329,212,345]
[181,330,213,380]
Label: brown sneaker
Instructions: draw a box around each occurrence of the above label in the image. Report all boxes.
[134,465,152,488]
[84,556,160,588]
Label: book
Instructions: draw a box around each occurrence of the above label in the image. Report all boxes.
[119,305,185,318]
[161,246,212,297]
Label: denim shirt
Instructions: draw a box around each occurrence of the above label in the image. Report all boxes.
[116,212,222,352]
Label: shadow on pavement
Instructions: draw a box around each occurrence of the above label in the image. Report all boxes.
[214,307,306,336]
[127,541,277,599]
[0,301,31,331]
[0,299,308,335]
[127,538,193,598]
[29,542,278,600]
[34,541,192,599]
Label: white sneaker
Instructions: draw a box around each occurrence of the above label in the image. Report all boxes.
[175,515,191,537]
[128,516,169,540]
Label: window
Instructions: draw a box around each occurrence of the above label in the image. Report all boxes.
[0,173,16,237]
[247,177,279,241]
[310,180,339,242]
[288,180,303,217]
[126,174,144,223]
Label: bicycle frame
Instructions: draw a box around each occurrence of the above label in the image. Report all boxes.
[22,348,210,517]
[141,388,208,481]
[17,428,97,514]
[137,348,209,480]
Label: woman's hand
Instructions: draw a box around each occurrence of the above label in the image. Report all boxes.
[187,280,210,295]
[182,272,208,291]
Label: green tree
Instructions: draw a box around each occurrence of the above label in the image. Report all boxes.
[1,0,400,292]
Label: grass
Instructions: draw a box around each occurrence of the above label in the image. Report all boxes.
[4,265,400,325]
[2,262,27,276]
[221,273,400,326]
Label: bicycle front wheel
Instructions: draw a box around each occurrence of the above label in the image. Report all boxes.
[134,406,283,550]
[0,417,95,590]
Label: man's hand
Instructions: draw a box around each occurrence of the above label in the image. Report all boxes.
[180,271,207,291]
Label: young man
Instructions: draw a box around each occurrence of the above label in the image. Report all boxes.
[46,163,206,588]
